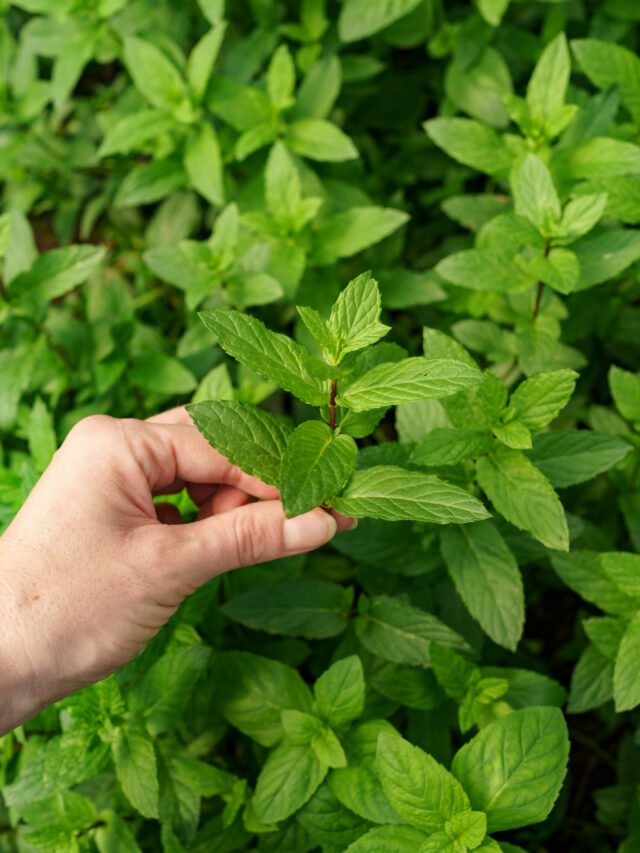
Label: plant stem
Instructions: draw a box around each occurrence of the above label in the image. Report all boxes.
[329,379,337,431]
[532,237,552,318]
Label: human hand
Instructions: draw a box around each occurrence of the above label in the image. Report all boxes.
[0,407,353,734]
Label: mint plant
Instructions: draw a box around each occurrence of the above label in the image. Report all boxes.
[3,0,640,850]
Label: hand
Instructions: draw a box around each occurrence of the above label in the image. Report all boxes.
[0,407,353,734]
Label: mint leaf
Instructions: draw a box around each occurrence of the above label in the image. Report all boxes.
[311,727,347,769]
[8,245,106,310]
[338,0,422,42]
[298,785,371,850]
[345,825,428,853]
[512,153,561,232]
[112,721,159,820]
[188,400,292,486]
[123,36,188,111]
[199,309,330,406]
[221,580,353,639]
[356,595,471,666]
[184,122,225,206]
[435,248,535,294]
[212,652,313,747]
[572,38,640,125]
[313,206,409,265]
[130,353,196,396]
[601,552,640,599]
[551,551,638,616]
[410,428,494,466]
[568,646,614,714]
[508,369,578,431]
[267,44,295,111]
[476,447,569,551]
[526,430,631,487]
[527,32,570,122]
[441,521,524,650]
[254,741,327,824]
[329,465,490,524]
[285,118,358,162]
[279,420,358,517]
[337,358,485,411]
[329,720,404,825]
[424,118,514,176]
[452,707,569,832]
[609,365,640,423]
[314,655,365,728]
[328,271,390,359]
[376,732,470,832]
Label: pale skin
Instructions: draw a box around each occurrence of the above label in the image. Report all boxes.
[0,406,354,736]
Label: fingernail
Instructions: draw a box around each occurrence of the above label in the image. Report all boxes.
[283,510,338,552]
[347,518,358,530]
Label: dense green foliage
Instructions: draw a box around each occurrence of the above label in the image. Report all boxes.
[1,0,640,850]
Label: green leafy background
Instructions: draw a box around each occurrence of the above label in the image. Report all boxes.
[1,0,640,850]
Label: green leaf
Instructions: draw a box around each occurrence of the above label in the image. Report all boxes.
[613,615,640,713]
[430,642,478,701]
[298,784,372,849]
[452,707,569,832]
[476,447,569,551]
[188,400,291,487]
[265,141,302,229]
[221,580,353,639]
[526,248,580,295]
[254,741,327,824]
[280,420,358,517]
[435,248,535,294]
[609,365,640,423]
[440,521,524,650]
[601,552,640,599]
[508,369,577,431]
[526,430,631,487]
[560,193,609,241]
[211,651,313,747]
[568,645,614,714]
[199,308,329,406]
[345,825,428,853]
[329,465,490,524]
[477,0,510,26]
[114,158,187,208]
[267,44,295,110]
[312,727,347,768]
[527,33,570,122]
[281,709,324,745]
[285,118,358,162]
[184,123,225,206]
[128,645,211,736]
[337,358,485,411]
[356,595,471,666]
[376,732,470,833]
[328,271,390,359]
[313,206,409,265]
[27,397,57,473]
[512,153,560,231]
[187,24,226,103]
[446,47,513,129]
[329,720,404,825]
[95,812,143,853]
[130,353,197,395]
[298,305,336,354]
[572,38,640,125]
[424,118,514,177]
[314,655,366,728]
[369,662,444,711]
[98,110,176,158]
[410,428,494,466]
[572,229,640,290]
[8,245,105,310]
[123,36,188,111]
[551,551,638,617]
[338,0,422,42]
[446,811,487,849]
[493,420,532,450]
[112,721,159,819]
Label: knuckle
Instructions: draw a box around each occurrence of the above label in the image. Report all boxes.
[67,414,115,441]
[232,511,273,567]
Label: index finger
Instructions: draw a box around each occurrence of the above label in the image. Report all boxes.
[146,406,192,425]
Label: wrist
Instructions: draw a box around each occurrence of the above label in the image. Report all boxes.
[0,537,57,734]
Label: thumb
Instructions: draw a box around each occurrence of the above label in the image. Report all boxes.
[159,500,337,590]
